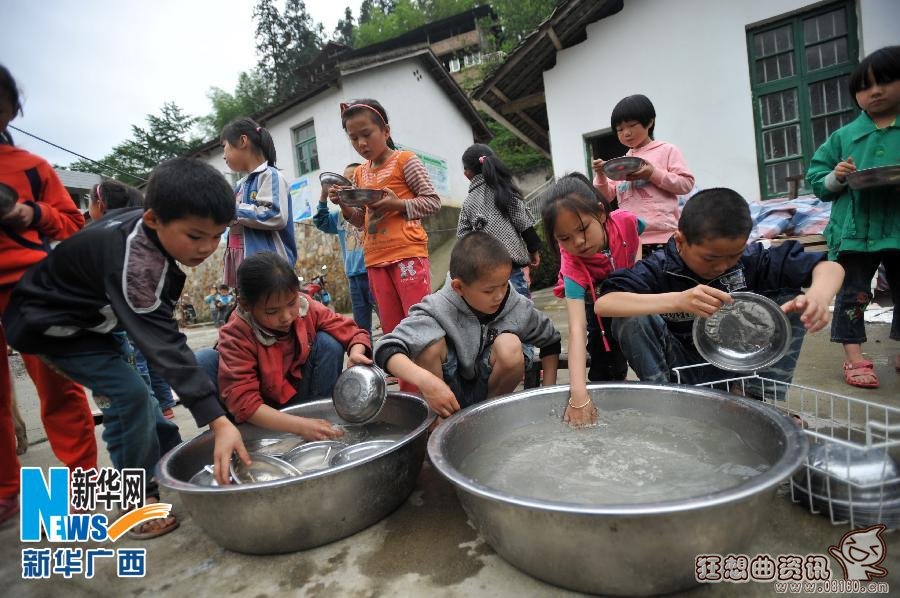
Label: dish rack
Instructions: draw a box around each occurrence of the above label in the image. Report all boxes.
[673,363,900,529]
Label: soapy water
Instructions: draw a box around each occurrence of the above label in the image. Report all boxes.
[458,408,770,505]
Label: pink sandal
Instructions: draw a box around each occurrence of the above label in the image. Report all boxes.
[842,360,880,389]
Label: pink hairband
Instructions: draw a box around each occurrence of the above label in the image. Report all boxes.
[478,156,486,164]
[339,102,386,124]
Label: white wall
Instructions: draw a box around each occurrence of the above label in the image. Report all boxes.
[544,0,899,202]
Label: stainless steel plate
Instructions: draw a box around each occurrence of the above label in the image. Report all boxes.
[333,365,387,424]
[281,440,348,473]
[330,440,396,467]
[792,440,900,503]
[244,436,305,458]
[339,188,384,208]
[846,164,900,190]
[601,156,646,181]
[319,171,353,187]
[693,292,791,371]
[230,453,302,484]
[188,465,219,487]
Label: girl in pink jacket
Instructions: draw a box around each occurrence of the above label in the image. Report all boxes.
[592,94,695,257]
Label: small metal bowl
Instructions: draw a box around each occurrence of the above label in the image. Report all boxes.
[281,440,348,473]
[693,292,791,372]
[330,440,397,467]
[230,453,302,484]
[601,156,646,180]
[319,171,353,187]
[338,188,385,208]
[846,164,900,190]
[333,365,387,423]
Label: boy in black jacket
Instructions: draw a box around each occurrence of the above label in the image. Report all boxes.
[596,187,844,387]
[3,158,250,538]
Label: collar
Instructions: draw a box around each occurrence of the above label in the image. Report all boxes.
[463,285,511,322]
[234,293,310,346]
[631,139,664,154]
[848,111,898,142]
[467,174,486,192]
[660,238,745,287]
[250,161,269,174]
[139,218,176,264]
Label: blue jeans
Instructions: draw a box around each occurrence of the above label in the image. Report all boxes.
[509,267,531,299]
[831,251,899,343]
[42,335,182,498]
[195,331,345,414]
[348,273,376,338]
[132,343,176,410]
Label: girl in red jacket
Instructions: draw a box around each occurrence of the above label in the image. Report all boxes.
[195,252,372,437]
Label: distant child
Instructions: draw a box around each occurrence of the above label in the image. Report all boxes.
[458,143,542,298]
[87,180,144,223]
[374,232,561,419]
[595,188,844,395]
[221,117,296,287]
[314,162,377,336]
[806,45,900,389]
[591,94,695,256]
[332,99,440,338]
[3,158,251,535]
[541,176,642,428]
[0,64,96,527]
[215,284,235,327]
[195,252,372,436]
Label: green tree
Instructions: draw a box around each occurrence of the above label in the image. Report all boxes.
[253,0,288,97]
[490,0,559,52]
[333,6,355,45]
[253,0,324,100]
[201,70,272,137]
[485,116,550,174]
[354,0,427,47]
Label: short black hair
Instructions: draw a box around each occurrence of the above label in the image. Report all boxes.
[236,252,300,306]
[849,45,900,107]
[610,94,656,139]
[221,117,277,167]
[678,188,752,244]
[346,162,361,169]
[449,231,512,284]
[0,64,23,143]
[92,180,144,210]
[144,158,235,225]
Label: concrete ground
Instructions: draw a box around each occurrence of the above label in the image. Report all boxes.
[3,287,898,597]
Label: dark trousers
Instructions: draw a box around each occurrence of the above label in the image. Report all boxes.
[831,250,899,344]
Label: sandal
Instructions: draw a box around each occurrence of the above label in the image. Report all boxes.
[842,360,880,389]
[123,498,179,540]
[162,408,175,420]
[0,497,20,527]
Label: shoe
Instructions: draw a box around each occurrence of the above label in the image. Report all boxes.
[162,408,175,420]
[842,360,879,389]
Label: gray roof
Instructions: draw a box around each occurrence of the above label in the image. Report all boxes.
[55,168,102,191]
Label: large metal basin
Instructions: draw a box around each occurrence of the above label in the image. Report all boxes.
[157,392,433,554]
[427,383,807,596]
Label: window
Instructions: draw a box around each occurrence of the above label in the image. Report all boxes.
[292,121,319,176]
[747,2,858,198]
[448,57,461,73]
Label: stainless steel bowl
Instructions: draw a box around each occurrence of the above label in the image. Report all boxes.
[601,156,646,180]
[428,383,807,596]
[338,188,384,207]
[157,393,434,554]
[332,365,387,423]
[846,164,900,190]
[318,171,353,187]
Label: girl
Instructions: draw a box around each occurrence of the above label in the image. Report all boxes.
[333,99,440,337]
[87,180,143,223]
[196,252,372,436]
[591,94,694,257]
[458,143,542,298]
[806,45,900,389]
[222,117,296,288]
[541,176,642,428]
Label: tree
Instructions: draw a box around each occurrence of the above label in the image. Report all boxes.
[333,6,355,46]
[201,70,272,137]
[253,0,288,98]
[354,0,427,47]
[490,0,559,52]
[253,0,324,101]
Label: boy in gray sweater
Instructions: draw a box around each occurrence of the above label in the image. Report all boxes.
[374,231,561,418]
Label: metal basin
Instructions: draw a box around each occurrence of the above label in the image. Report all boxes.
[157,393,434,554]
[427,383,807,596]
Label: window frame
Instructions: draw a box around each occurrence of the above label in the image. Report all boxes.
[746,1,859,199]
[292,120,319,177]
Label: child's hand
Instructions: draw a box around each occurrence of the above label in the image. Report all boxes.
[419,374,460,419]
[781,294,831,332]
[348,343,372,366]
[529,250,541,268]
[833,156,856,182]
[292,416,344,441]
[1,202,35,229]
[328,184,349,205]
[210,416,250,486]
[625,162,655,181]
[369,188,404,216]
[591,158,607,178]
[676,285,733,317]
[564,388,597,428]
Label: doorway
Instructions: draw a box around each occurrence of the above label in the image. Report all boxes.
[583,130,628,177]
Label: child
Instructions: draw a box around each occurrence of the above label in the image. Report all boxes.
[374,232,561,419]
[0,64,96,527]
[332,99,440,337]
[591,94,695,256]
[595,188,844,399]
[314,162,377,337]
[806,45,900,389]
[87,180,143,223]
[222,117,296,287]
[194,252,372,435]
[215,284,235,327]
[458,143,542,298]
[541,176,642,428]
[3,158,251,536]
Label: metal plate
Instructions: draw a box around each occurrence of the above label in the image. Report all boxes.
[330,440,396,467]
[693,292,792,372]
[230,453,302,484]
[319,171,353,187]
[339,188,384,208]
[601,156,646,181]
[846,164,900,190]
[281,440,348,473]
[333,365,387,423]
[188,465,219,487]
[791,440,900,504]
[244,436,305,458]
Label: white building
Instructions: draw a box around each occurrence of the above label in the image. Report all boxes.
[193,42,490,214]
[474,0,898,202]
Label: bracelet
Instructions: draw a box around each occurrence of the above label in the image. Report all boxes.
[568,397,592,409]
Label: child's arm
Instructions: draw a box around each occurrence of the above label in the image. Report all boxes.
[806,133,853,201]
[564,299,596,427]
[7,161,85,239]
[313,192,340,234]
[246,404,343,440]
[540,353,559,386]
[640,146,695,195]
[368,154,440,219]
[235,169,290,230]
[780,260,844,332]
[305,299,372,359]
[595,286,733,319]
[384,352,460,418]
[591,160,617,202]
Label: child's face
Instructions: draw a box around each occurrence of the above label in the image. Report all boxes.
[88,196,105,222]
[674,232,747,281]
[246,290,300,333]
[343,165,358,181]
[223,137,252,172]
[553,208,607,258]
[855,69,900,118]
[142,211,226,268]
[452,264,512,315]
[615,120,653,149]
[344,114,391,162]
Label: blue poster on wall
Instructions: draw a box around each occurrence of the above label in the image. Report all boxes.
[289,177,313,221]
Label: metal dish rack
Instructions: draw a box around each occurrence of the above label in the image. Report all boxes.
[674,363,900,528]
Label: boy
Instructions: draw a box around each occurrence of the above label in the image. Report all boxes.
[215,284,234,327]
[595,187,844,388]
[374,231,561,418]
[314,162,377,337]
[3,158,250,537]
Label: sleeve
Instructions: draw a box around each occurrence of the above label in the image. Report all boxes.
[519,304,562,351]
[563,275,587,300]
[306,299,372,355]
[592,174,618,202]
[215,323,266,423]
[507,194,536,233]
[401,155,441,220]
[744,241,827,291]
[599,259,663,296]
[373,301,445,370]
[235,169,290,230]
[806,132,845,201]
[521,226,542,254]
[29,161,85,240]
[647,145,695,195]
[456,200,472,238]
[637,218,647,235]
[313,202,339,234]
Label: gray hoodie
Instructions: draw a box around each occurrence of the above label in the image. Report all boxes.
[374,281,561,380]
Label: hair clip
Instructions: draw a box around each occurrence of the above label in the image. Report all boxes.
[255,126,261,133]
[478,156,486,164]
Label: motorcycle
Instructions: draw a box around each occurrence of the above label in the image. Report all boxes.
[299,265,331,306]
